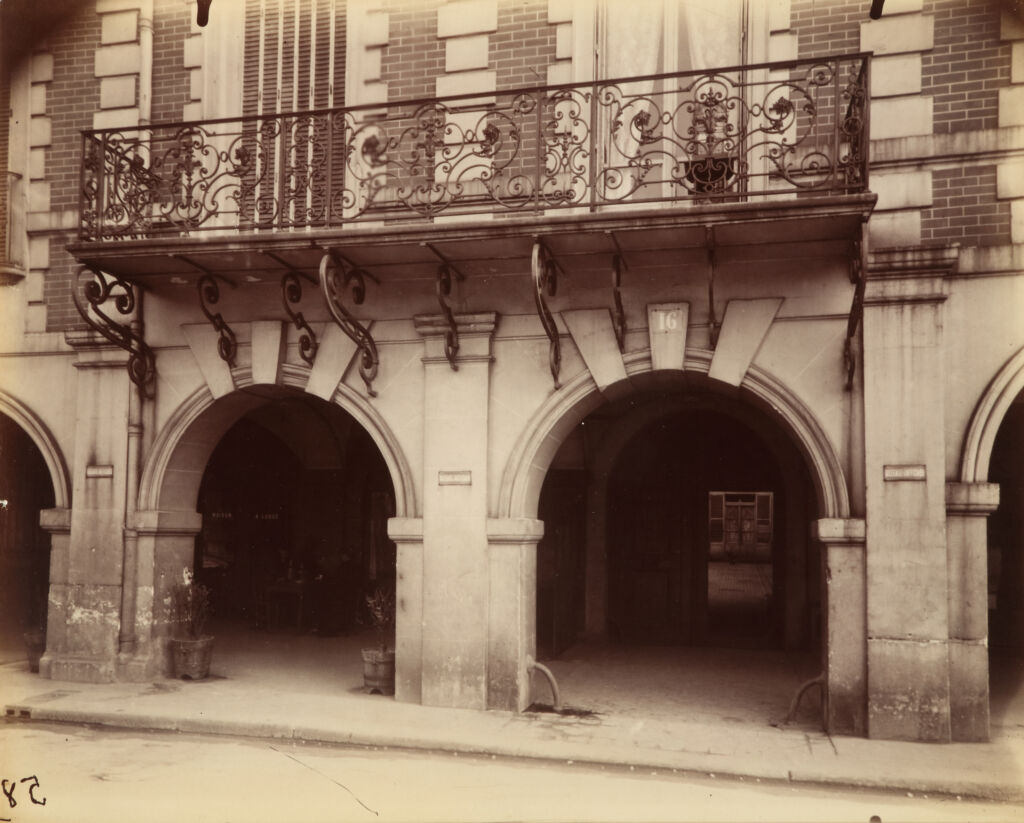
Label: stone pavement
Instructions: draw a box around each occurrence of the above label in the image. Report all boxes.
[3,655,1023,804]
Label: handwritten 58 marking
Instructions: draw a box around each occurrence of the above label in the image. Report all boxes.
[1,776,47,821]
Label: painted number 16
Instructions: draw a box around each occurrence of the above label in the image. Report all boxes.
[656,310,681,331]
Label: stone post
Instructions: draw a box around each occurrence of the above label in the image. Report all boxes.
[38,507,70,678]
[862,246,958,741]
[486,517,544,711]
[945,481,999,741]
[414,313,497,709]
[813,517,867,736]
[44,331,132,682]
[388,516,424,704]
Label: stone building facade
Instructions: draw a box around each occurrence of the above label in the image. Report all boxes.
[1,0,1023,743]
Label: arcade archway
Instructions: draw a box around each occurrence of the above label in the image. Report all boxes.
[0,412,57,662]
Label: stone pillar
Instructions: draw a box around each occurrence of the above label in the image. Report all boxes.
[414,313,497,710]
[862,246,958,741]
[38,507,70,678]
[44,332,132,682]
[946,482,1000,742]
[813,518,867,736]
[486,518,543,711]
[388,516,424,704]
[119,509,203,680]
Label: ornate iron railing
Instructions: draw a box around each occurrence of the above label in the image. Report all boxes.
[79,54,870,241]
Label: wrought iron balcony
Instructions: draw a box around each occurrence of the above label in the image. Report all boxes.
[79,54,870,242]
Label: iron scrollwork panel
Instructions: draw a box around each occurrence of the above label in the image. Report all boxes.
[73,266,156,395]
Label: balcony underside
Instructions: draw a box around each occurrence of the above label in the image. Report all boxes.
[70,195,875,289]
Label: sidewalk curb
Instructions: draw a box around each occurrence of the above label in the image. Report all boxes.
[7,702,1024,804]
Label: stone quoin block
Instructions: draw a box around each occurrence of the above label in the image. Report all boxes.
[100,10,139,45]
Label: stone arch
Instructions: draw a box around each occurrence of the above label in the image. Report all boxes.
[138,364,416,517]
[498,348,850,522]
[960,344,1024,484]
[0,389,71,509]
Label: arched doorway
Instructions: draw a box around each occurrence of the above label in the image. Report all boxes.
[194,391,395,637]
[987,391,1024,722]
[0,412,57,663]
[525,363,837,721]
[138,373,413,685]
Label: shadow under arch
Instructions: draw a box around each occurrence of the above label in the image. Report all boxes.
[138,364,416,517]
[498,349,850,522]
[960,343,1024,484]
[0,389,71,510]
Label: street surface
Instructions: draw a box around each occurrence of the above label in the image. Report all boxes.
[1,723,1022,823]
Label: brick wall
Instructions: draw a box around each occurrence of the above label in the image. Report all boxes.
[45,5,100,332]
[493,0,555,91]
[152,0,191,123]
[791,0,862,60]
[924,0,1011,134]
[922,165,1012,245]
[382,0,445,102]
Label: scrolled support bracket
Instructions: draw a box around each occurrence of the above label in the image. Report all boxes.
[611,253,627,353]
[73,265,156,397]
[436,263,465,371]
[532,238,562,389]
[706,225,720,348]
[843,227,867,391]
[319,249,380,397]
[175,255,237,367]
[196,274,238,368]
[267,253,319,366]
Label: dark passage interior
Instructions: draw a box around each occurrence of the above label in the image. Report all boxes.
[0,413,54,662]
[195,392,395,636]
[537,385,818,661]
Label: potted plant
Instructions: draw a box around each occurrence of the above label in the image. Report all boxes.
[362,586,395,695]
[169,568,213,680]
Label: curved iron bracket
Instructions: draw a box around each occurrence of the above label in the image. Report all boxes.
[266,254,319,366]
[611,253,627,353]
[319,249,380,397]
[436,263,465,370]
[73,265,156,396]
[196,274,238,368]
[706,225,720,348]
[532,239,562,389]
[843,228,867,390]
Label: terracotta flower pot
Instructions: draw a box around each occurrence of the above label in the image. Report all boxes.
[170,636,214,680]
[361,648,395,695]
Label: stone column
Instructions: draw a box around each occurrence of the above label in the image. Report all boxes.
[120,509,203,680]
[38,507,70,678]
[813,517,867,736]
[388,516,424,704]
[946,482,999,742]
[486,517,544,711]
[44,331,132,682]
[414,313,497,710]
[862,246,958,741]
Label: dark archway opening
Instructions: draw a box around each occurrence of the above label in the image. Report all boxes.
[195,392,395,640]
[607,409,788,649]
[988,394,1024,732]
[535,383,821,723]
[0,412,55,663]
